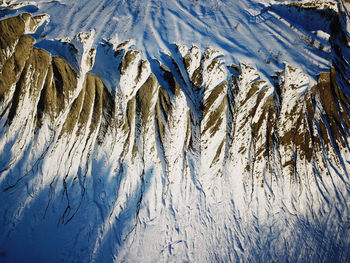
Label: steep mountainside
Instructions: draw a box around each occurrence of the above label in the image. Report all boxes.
[0,1,350,262]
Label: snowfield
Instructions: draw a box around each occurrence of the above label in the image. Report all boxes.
[0,0,345,80]
[0,0,349,262]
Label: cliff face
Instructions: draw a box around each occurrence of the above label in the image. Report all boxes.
[0,2,350,262]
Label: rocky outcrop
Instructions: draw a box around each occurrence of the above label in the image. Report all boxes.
[0,5,349,262]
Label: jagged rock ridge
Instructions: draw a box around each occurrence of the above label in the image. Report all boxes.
[0,2,350,262]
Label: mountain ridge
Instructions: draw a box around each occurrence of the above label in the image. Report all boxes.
[0,1,350,262]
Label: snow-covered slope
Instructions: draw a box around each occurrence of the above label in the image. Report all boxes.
[0,0,346,79]
[0,1,350,262]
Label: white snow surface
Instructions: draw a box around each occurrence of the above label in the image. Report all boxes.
[0,1,350,263]
[0,0,340,81]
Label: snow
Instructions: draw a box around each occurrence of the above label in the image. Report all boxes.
[1,0,339,81]
[0,0,350,262]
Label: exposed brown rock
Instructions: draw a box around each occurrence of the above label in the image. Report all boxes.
[137,74,158,126]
